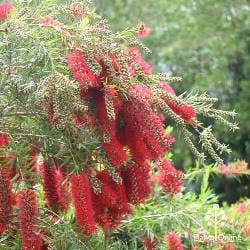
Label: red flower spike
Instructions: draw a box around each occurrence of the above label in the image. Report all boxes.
[158,81,196,124]
[92,170,130,230]
[0,3,12,21]
[55,169,71,212]
[164,232,184,250]
[93,89,128,167]
[157,159,183,195]
[0,173,13,234]
[157,81,176,96]
[121,163,151,205]
[41,161,61,212]
[70,173,96,235]
[120,87,175,162]
[0,132,9,147]
[67,50,101,89]
[127,47,152,76]
[17,190,41,250]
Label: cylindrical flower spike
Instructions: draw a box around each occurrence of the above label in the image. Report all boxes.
[164,232,184,250]
[70,173,96,235]
[0,173,13,234]
[17,189,41,250]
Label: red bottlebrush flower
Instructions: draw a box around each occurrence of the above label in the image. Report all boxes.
[0,173,13,234]
[223,243,236,250]
[92,170,130,231]
[67,50,101,89]
[164,232,184,250]
[39,16,60,28]
[55,169,71,211]
[70,173,96,235]
[127,47,152,76]
[41,161,70,212]
[0,132,9,147]
[17,190,41,250]
[93,89,128,168]
[158,81,176,96]
[121,163,151,205]
[143,236,158,250]
[137,22,151,38]
[41,161,61,212]
[69,3,86,18]
[166,102,196,124]
[157,159,183,195]
[0,155,16,179]
[120,87,175,162]
[158,81,196,124]
[0,3,12,21]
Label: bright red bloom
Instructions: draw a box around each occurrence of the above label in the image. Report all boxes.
[55,169,71,212]
[137,22,151,38]
[157,159,183,195]
[170,104,196,124]
[121,163,151,205]
[127,47,152,76]
[158,81,176,96]
[119,87,175,162]
[41,161,62,212]
[92,170,130,230]
[67,50,101,89]
[223,243,236,250]
[0,3,12,21]
[0,173,13,234]
[69,3,86,18]
[70,173,96,235]
[93,89,128,168]
[17,190,41,250]
[164,232,184,250]
[158,81,196,124]
[0,132,9,147]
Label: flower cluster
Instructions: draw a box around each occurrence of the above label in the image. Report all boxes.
[164,232,184,250]
[17,190,41,250]
[0,1,238,248]
[155,159,184,195]
[0,2,12,21]
[41,161,70,212]
[0,173,13,234]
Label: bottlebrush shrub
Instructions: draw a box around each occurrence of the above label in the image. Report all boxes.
[0,0,238,249]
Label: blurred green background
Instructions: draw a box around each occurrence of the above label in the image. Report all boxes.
[94,0,250,203]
